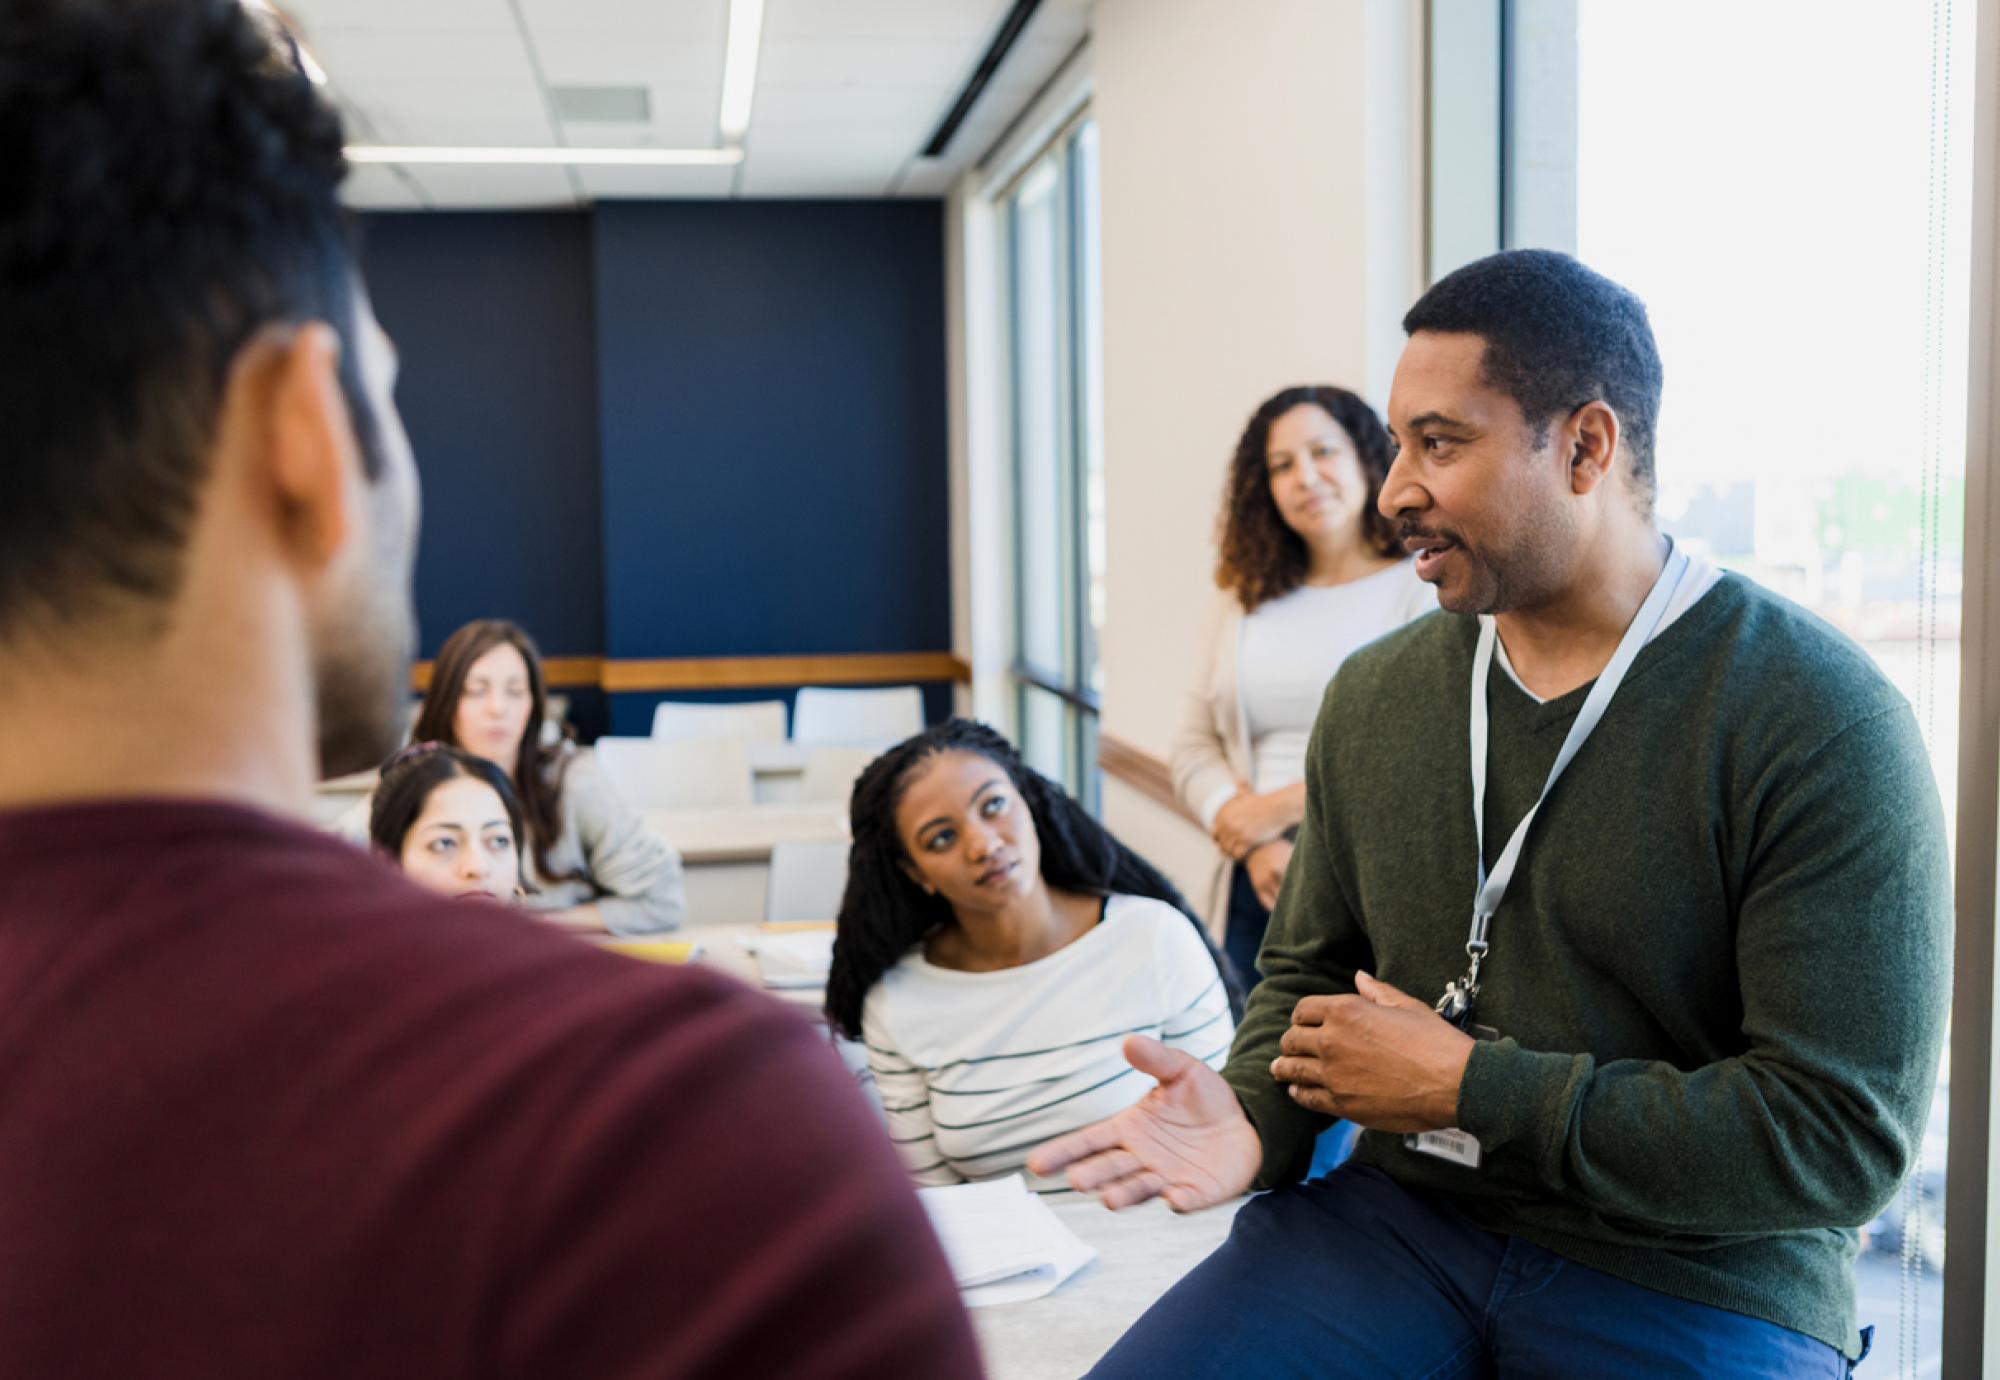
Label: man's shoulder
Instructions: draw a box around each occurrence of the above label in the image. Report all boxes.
[0,797,795,1081]
[1693,575,1909,731]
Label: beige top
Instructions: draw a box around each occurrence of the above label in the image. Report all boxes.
[1170,565,1434,935]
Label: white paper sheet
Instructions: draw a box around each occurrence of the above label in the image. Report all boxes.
[917,1176,1098,1308]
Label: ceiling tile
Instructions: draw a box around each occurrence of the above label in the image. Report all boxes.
[751,84,944,132]
[762,0,1008,42]
[516,0,726,40]
[530,35,719,87]
[406,164,579,209]
[573,164,739,199]
[285,0,513,38]
[339,163,428,209]
[311,31,538,85]
[756,38,971,89]
[360,96,555,147]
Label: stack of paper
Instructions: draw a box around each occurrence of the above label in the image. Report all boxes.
[739,926,837,989]
[916,1175,1097,1307]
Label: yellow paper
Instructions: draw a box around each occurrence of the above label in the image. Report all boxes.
[599,938,704,965]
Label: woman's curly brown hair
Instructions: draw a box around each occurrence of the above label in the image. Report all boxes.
[1215,385,1401,610]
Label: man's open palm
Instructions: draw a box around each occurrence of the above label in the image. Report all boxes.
[1027,1035,1262,1212]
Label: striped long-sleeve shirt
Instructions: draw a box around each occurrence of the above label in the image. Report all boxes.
[861,894,1234,1186]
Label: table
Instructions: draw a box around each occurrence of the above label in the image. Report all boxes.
[615,927,1236,1378]
[975,1195,1243,1378]
[644,804,846,864]
[645,805,847,923]
[310,768,377,828]
[748,741,814,803]
[675,922,825,1010]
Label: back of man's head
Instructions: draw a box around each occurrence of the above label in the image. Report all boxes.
[0,0,379,644]
[1403,249,1664,507]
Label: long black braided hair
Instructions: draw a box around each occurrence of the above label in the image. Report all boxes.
[823,718,1242,1040]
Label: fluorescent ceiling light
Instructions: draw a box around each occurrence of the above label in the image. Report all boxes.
[345,145,745,167]
[717,0,766,144]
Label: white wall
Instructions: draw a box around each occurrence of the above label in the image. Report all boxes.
[1089,0,1422,860]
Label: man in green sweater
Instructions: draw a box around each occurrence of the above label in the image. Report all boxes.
[1032,250,1950,1376]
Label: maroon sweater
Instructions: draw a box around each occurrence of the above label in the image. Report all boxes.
[0,800,981,1378]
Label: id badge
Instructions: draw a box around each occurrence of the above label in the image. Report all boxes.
[1404,1023,1498,1170]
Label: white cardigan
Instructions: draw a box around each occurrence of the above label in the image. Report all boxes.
[1170,566,1435,937]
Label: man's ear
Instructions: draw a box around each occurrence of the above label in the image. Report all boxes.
[234,320,362,574]
[1564,400,1622,497]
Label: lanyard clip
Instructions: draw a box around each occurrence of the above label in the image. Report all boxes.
[1435,937,1488,1031]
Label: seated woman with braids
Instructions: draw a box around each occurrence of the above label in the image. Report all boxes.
[825,719,1238,1186]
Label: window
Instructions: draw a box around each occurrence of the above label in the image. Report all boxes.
[1004,117,1103,808]
[1433,2,1977,1370]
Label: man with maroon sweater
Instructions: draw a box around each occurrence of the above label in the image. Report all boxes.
[0,3,981,1376]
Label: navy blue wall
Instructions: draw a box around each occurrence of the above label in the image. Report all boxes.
[360,203,951,740]
[592,201,951,735]
[360,212,604,660]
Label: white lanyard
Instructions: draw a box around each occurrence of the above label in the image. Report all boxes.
[1437,541,1690,1023]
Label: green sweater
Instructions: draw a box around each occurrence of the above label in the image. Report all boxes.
[1222,574,1951,1358]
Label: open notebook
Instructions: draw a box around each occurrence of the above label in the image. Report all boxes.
[916,1176,1097,1308]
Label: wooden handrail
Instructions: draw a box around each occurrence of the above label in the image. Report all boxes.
[412,651,971,694]
[1097,731,1198,826]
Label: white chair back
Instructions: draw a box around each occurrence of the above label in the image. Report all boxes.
[798,746,879,805]
[593,736,754,811]
[791,686,924,747]
[765,838,853,923]
[650,698,789,744]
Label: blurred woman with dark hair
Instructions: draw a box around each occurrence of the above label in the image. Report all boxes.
[826,719,1236,1186]
[401,619,684,933]
[1172,386,1433,983]
[369,743,525,904]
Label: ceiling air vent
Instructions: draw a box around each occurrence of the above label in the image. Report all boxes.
[550,84,652,123]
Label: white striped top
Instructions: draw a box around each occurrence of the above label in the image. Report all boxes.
[861,894,1235,1187]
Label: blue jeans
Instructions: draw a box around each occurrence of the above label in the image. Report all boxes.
[1224,860,1270,987]
[1087,1165,1866,1379]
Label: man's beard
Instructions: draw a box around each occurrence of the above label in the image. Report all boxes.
[1399,512,1572,617]
[312,456,417,781]
[313,570,413,780]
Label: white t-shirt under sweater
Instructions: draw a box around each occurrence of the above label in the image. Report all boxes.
[1237,559,1437,798]
[861,893,1234,1187]
[1488,542,1724,703]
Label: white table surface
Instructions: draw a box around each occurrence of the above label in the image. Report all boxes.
[606,927,1236,1378]
[973,1194,1243,1379]
[644,804,847,864]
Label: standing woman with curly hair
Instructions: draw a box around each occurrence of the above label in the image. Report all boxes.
[825,720,1238,1186]
[1171,386,1434,985]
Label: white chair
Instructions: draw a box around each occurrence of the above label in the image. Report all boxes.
[798,746,878,805]
[592,736,754,811]
[765,838,852,923]
[651,698,789,744]
[791,686,924,747]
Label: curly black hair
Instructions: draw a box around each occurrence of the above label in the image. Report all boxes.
[1215,385,1402,611]
[1403,249,1664,507]
[0,0,375,639]
[823,718,1242,1040]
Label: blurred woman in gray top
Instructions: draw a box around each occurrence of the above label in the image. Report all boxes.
[396,620,685,933]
